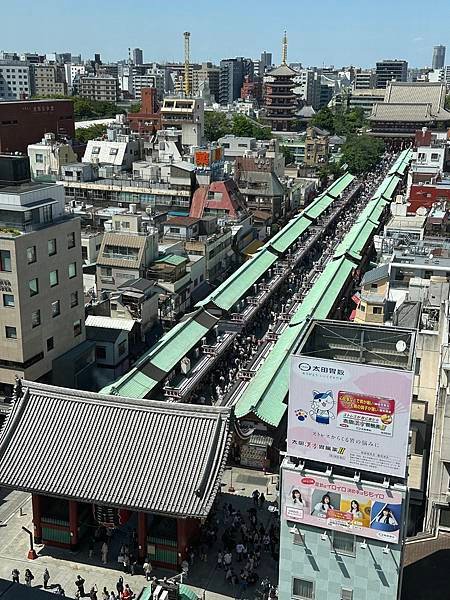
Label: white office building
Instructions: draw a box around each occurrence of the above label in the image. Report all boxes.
[0,61,31,100]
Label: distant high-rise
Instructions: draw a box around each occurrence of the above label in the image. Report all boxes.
[260,51,272,74]
[219,58,253,104]
[133,48,144,66]
[432,45,446,70]
[375,59,408,89]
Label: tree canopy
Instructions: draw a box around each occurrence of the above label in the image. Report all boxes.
[340,134,385,175]
[75,124,107,143]
[204,111,272,142]
[31,95,124,119]
[311,106,366,136]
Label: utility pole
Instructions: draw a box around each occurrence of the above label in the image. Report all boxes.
[184,31,191,96]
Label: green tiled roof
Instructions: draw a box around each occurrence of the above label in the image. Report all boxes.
[327,173,355,198]
[267,216,310,254]
[235,257,355,426]
[334,221,377,260]
[100,310,218,398]
[303,194,335,220]
[381,175,402,200]
[196,249,278,311]
[154,254,188,266]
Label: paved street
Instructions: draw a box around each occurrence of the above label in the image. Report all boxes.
[0,468,279,599]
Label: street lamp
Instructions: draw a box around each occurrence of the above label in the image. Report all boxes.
[22,526,37,560]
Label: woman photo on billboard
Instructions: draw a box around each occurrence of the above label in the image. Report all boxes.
[374,506,398,527]
[287,489,304,508]
[312,493,334,518]
[348,500,363,520]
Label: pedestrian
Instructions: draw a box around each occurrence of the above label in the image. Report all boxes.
[43,568,50,589]
[225,567,233,583]
[101,541,108,564]
[143,560,153,581]
[130,555,138,576]
[116,577,124,596]
[24,569,34,587]
[217,550,223,569]
[109,592,117,600]
[122,584,134,600]
[88,537,95,558]
[181,559,189,576]
[89,585,98,600]
[259,493,266,509]
[224,550,232,568]
[236,542,244,562]
[11,568,19,583]
[200,544,208,562]
[102,588,109,600]
[75,575,86,598]
[123,553,130,573]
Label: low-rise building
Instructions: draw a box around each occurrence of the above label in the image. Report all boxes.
[161,97,204,147]
[27,133,77,182]
[82,137,141,172]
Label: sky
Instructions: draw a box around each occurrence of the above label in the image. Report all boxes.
[1,0,450,68]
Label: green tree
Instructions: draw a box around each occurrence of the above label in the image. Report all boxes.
[204,111,231,141]
[129,102,141,113]
[310,107,336,134]
[75,124,107,143]
[31,94,124,119]
[445,94,450,110]
[231,114,272,140]
[281,146,295,165]
[341,134,385,175]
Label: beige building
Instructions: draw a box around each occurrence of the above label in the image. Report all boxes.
[0,180,84,393]
[96,212,158,295]
[31,64,67,97]
[78,75,119,102]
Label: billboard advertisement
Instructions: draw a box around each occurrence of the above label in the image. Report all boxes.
[283,470,404,544]
[288,357,413,478]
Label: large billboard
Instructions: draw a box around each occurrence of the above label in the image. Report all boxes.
[288,357,413,478]
[283,470,404,544]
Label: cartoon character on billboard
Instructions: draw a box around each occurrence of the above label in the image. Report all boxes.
[309,390,335,425]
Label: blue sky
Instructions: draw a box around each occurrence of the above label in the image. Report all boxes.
[2,0,449,68]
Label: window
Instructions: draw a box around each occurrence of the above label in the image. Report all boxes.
[370,283,377,290]
[118,340,126,356]
[3,294,14,307]
[49,270,58,287]
[46,337,54,351]
[5,326,17,339]
[28,278,39,297]
[27,246,37,264]
[341,590,353,600]
[73,319,82,337]
[0,250,11,272]
[91,146,100,155]
[101,267,112,277]
[292,578,314,600]
[67,232,76,249]
[35,153,44,163]
[431,153,439,161]
[415,357,421,375]
[68,262,77,278]
[359,304,366,313]
[42,204,52,223]
[96,345,107,360]
[70,291,78,308]
[373,306,382,315]
[51,300,60,318]
[48,239,56,256]
[109,147,119,155]
[332,532,355,556]
[31,309,41,328]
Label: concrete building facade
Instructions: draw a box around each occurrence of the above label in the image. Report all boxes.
[0,61,31,100]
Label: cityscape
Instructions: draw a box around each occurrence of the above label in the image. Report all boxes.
[0,2,450,599]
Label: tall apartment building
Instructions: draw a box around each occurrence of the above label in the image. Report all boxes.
[0,156,84,394]
[0,61,31,100]
[219,58,253,104]
[64,63,86,89]
[432,45,446,70]
[196,63,220,102]
[133,48,144,66]
[78,75,119,102]
[375,59,408,89]
[353,69,377,90]
[260,51,273,74]
[31,64,67,97]
[132,73,164,101]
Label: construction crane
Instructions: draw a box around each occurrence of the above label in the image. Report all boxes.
[184,31,191,96]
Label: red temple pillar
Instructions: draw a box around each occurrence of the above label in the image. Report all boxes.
[31,494,42,544]
[69,500,78,549]
[137,512,147,560]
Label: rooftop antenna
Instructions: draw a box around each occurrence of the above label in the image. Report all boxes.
[128,47,131,65]
[184,31,191,96]
[282,30,288,65]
